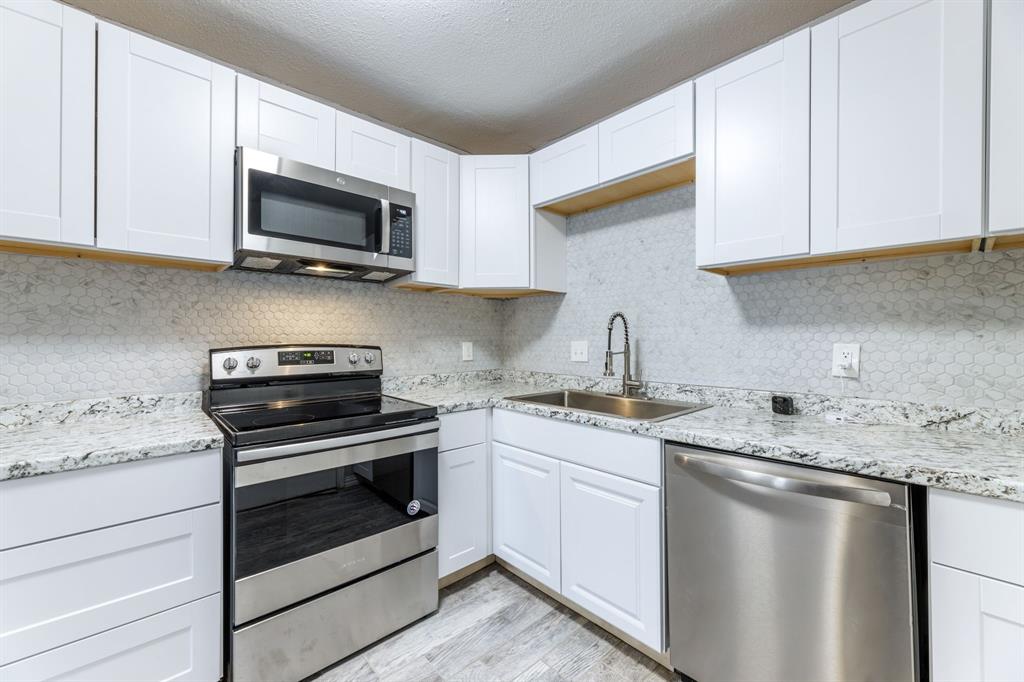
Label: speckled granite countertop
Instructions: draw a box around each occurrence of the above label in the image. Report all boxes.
[390,380,1024,502]
[0,393,223,482]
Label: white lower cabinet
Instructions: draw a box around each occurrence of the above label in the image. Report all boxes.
[560,462,662,650]
[0,594,221,682]
[931,564,1024,682]
[438,443,489,578]
[492,442,561,592]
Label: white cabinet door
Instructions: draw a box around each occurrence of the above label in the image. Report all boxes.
[530,126,599,205]
[96,23,234,263]
[560,462,662,650]
[438,443,489,578]
[336,111,411,190]
[0,0,93,246]
[409,139,459,287]
[0,594,221,682]
[236,74,335,168]
[460,155,530,289]
[0,505,221,665]
[695,29,810,267]
[598,81,693,184]
[811,0,984,253]
[989,0,1024,235]
[492,442,560,591]
[932,563,1024,682]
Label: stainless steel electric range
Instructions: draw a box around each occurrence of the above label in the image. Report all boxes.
[203,344,439,682]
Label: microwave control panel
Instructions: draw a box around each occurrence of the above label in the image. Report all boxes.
[389,204,413,259]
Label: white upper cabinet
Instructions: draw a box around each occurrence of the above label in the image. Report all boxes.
[0,0,94,246]
[696,30,810,267]
[811,0,985,253]
[599,81,693,184]
[530,126,599,206]
[335,111,411,190]
[989,0,1024,235]
[236,74,335,169]
[409,139,459,287]
[97,23,234,263]
[460,155,530,289]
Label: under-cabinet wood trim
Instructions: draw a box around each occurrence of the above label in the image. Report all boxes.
[0,239,229,272]
[539,157,695,216]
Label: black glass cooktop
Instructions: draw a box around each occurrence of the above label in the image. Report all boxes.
[211,394,435,446]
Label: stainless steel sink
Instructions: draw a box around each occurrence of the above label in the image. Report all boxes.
[507,389,709,423]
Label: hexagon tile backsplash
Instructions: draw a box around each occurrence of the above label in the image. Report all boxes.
[0,254,504,403]
[503,185,1024,410]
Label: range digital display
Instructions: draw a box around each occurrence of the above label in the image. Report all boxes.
[278,349,335,366]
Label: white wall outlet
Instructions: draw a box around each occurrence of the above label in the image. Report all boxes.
[461,341,473,361]
[831,343,861,378]
[570,340,589,362]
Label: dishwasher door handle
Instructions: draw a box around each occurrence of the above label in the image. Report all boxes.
[673,452,893,508]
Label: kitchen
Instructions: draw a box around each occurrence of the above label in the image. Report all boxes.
[0,0,1022,681]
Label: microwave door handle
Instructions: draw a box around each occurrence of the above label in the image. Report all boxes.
[379,198,391,254]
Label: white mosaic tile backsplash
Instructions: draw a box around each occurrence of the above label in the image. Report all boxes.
[0,255,503,403]
[503,185,1024,410]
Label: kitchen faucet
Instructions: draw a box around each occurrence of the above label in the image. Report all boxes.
[604,311,642,397]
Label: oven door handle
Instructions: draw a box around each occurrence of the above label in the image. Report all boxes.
[236,420,436,463]
[235,428,438,488]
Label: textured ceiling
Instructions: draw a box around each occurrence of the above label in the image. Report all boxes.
[67,0,851,153]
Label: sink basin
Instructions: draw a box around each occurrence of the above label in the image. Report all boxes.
[507,389,709,423]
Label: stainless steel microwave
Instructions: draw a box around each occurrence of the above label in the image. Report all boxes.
[233,147,414,282]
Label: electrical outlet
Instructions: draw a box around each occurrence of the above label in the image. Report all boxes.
[570,340,588,362]
[831,343,860,378]
[461,341,473,362]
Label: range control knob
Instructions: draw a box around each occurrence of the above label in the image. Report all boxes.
[222,357,238,371]
[245,356,261,370]
[348,352,360,365]
[364,352,376,364]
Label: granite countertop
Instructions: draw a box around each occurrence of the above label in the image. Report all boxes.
[391,381,1024,503]
[0,393,223,481]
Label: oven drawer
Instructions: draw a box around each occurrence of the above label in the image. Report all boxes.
[234,514,437,625]
[234,551,438,682]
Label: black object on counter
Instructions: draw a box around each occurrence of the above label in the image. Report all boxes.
[771,395,795,415]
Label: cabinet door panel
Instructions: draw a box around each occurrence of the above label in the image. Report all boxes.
[410,139,459,287]
[0,0,93,245]
[336,111,411,190]
[932,563,1024,682]
[531,126,599,205]
[989,0,1024,234]
[492,442,559,591]
[560,462,662,650]
[97,23,234,262]
[236,75,335,168]
[0,594,221,682]
[811,0,984,253]
[599,81,693,184]
[695,30,809,266]
[460,155,530,288]
[438,443,489,578]
[0,505,221,665]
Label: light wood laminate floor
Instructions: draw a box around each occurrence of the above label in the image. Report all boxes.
[312,565,675,682]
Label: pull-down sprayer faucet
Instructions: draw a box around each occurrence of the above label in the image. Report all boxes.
[604,312,642,397]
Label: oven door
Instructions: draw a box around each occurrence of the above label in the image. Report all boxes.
[237,147,392,270]
[231,420,438,626]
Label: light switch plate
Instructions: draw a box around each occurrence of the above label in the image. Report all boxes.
[831,343,860,378]
[461,341,473,362]
[571,340,588,362]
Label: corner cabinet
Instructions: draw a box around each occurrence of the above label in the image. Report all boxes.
[989,0,1024,236]
[530,126,600,206]
[459,155,531,289]
[695,29,810,267]
[407,140,460,288]
[335,111,411,191]
[236,74,335,168]
[0,0,94,246]
[810,0,985,253]
[96,22,234,263]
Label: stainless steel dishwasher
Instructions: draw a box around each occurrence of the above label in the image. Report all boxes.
[665,444,925,682]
